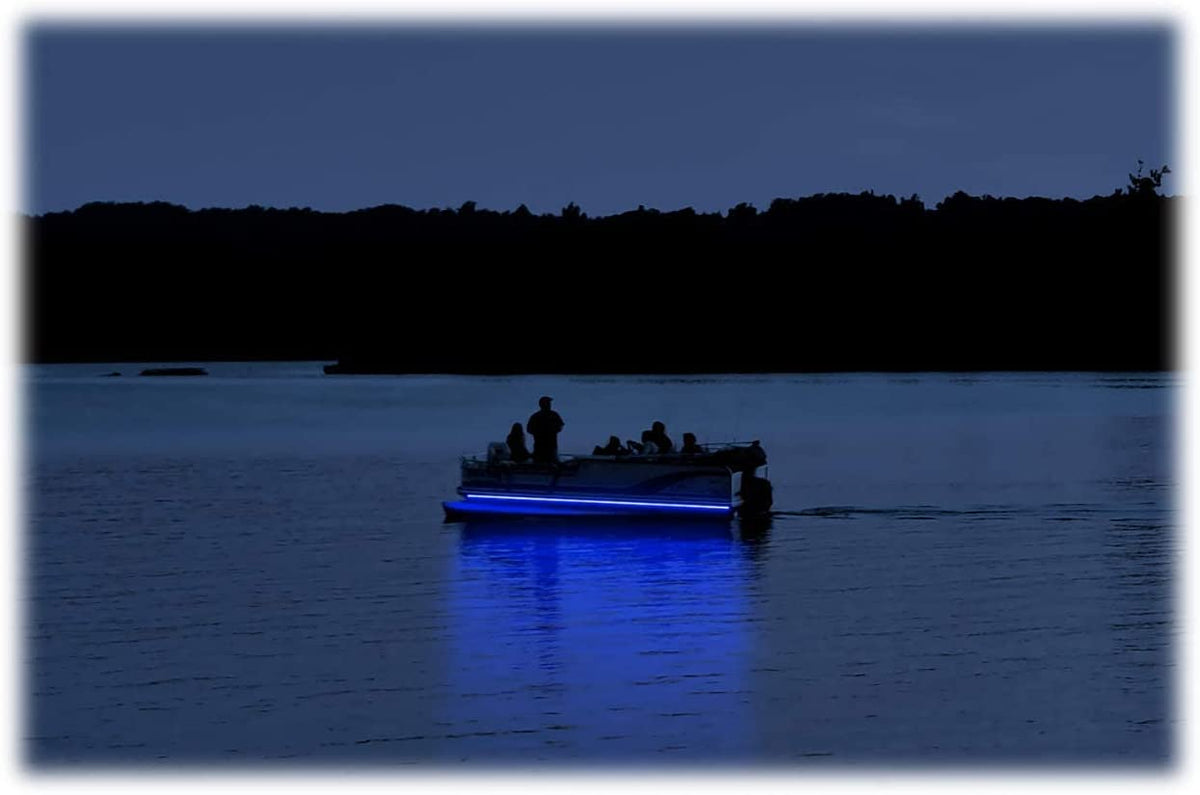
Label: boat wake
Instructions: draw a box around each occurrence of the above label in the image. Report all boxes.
[770,502,1137,522]
[771,505,1033,521]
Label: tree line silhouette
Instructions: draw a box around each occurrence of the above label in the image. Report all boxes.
[27,169,1173,372]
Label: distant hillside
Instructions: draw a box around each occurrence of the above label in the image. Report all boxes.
[26,184,1174,372]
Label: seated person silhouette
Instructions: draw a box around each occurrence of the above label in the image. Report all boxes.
[593,435,629,456]
[627,429,660,455]
[506,422,532,463]
[646,421,673,453]
[680,432,703,455]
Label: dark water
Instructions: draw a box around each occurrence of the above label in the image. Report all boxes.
[25,364,1175,766]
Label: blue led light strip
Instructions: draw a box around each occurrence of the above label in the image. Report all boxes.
[462,493,731,512]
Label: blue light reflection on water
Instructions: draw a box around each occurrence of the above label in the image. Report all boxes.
[442,519,767,762]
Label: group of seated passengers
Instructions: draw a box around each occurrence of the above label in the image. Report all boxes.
[592,424,705,457]
[504,420,705,462]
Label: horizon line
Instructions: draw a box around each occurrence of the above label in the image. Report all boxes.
[25,185,1177,219]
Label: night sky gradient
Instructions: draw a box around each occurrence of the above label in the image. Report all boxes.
[26,24,1174,216]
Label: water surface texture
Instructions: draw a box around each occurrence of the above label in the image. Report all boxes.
[26,365,1174,766]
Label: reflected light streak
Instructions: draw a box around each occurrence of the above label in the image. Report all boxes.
[461,492,732,512]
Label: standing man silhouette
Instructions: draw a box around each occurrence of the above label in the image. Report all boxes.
[527,396,565,464]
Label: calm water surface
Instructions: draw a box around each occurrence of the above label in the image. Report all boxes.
[26,364,1175,766]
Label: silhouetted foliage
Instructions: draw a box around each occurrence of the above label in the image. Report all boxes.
[1127,159,1171,198]
[26,178,1174,372]
[561,201,585,222]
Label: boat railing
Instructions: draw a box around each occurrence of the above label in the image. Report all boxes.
[462,454,586,475]
[465,440,762,459]
[462,439,766,472]
[695,440,762,451]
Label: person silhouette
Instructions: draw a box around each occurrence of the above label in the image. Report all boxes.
[680,432,703,455]
[628,429,659,455]
[526,396,565,464]
[506,422,531,463]
[593,435,628,456]
[647,421,673,453]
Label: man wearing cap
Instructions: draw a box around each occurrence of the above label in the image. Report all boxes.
[527,396,565,464]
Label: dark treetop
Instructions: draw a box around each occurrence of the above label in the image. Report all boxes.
[27,177,1173,373]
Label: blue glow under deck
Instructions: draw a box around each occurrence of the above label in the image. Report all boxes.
[461,492,732,512]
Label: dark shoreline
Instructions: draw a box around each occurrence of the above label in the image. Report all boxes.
[27,187,1174,372]
[28,359,1172,376]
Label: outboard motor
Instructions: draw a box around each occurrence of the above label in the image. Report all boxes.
[732,441,773,516]
[712,439,767,474]
[738,471,774,516]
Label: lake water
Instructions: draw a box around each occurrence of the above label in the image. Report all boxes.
[24,364,1175,768]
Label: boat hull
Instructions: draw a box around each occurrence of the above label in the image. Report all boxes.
[446,455,740,520]
[443,496,735,521]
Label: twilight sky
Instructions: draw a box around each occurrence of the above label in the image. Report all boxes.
[25,24,1175,216]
